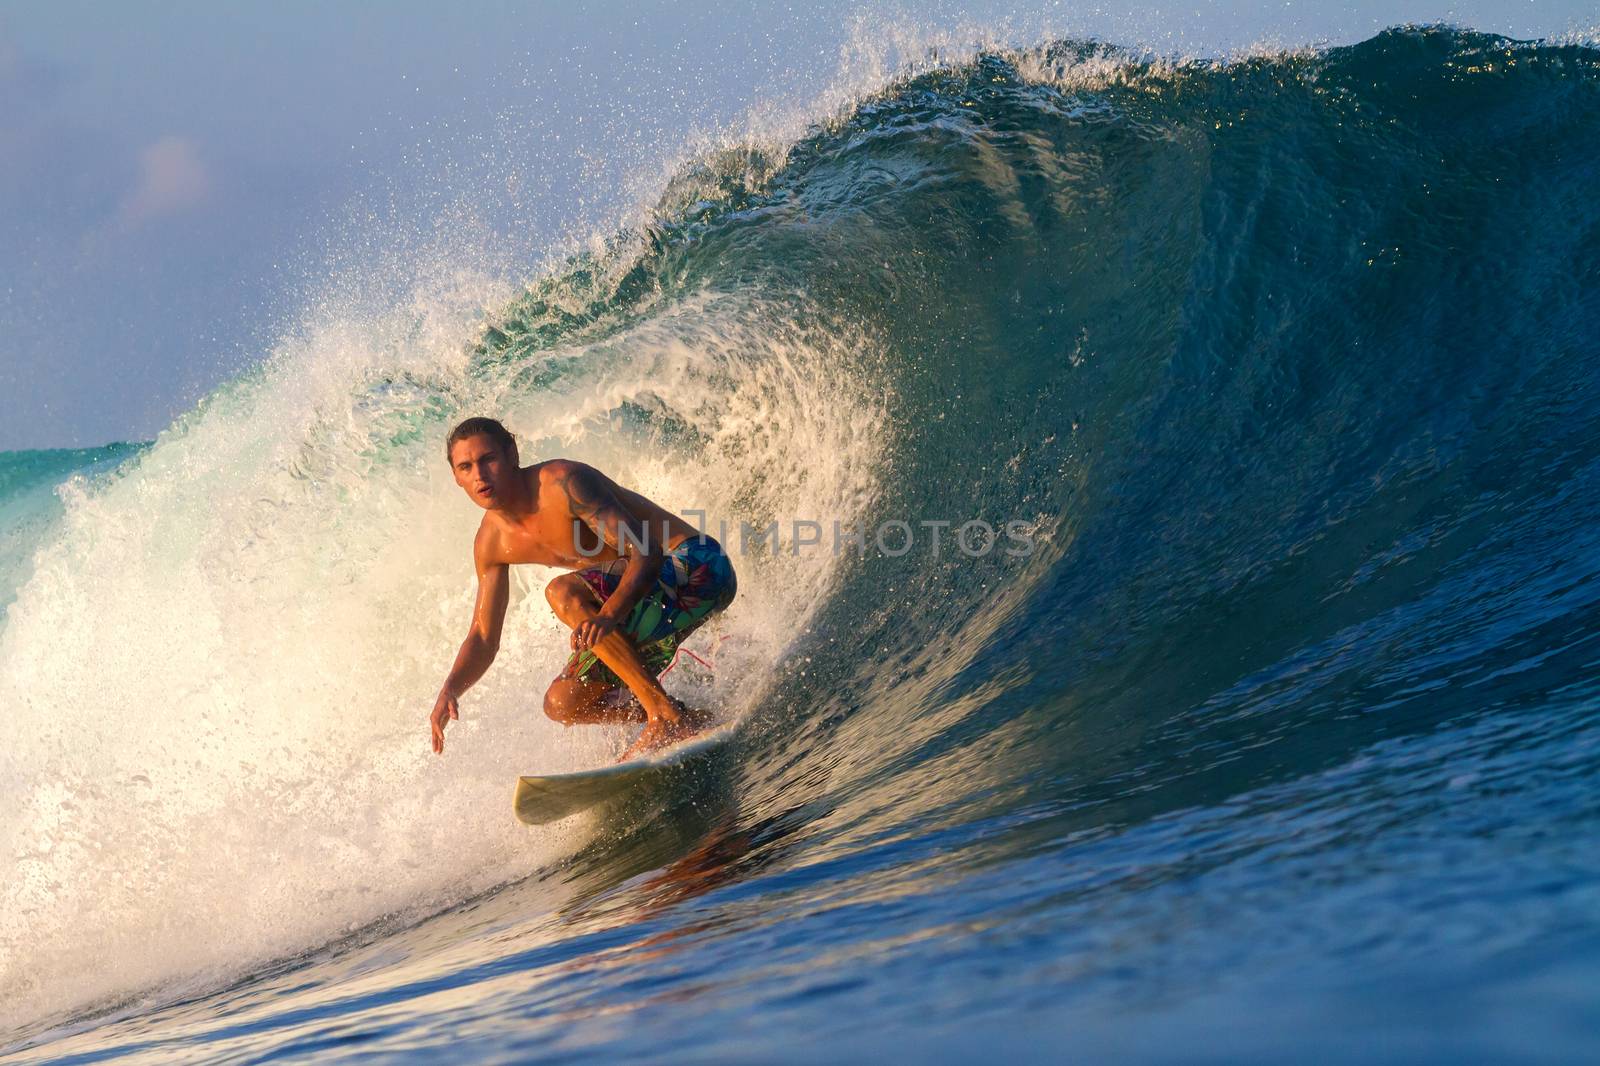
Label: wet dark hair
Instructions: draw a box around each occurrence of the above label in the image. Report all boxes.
[446,417,517,463]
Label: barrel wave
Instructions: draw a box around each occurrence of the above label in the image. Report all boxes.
[5,26,1600,1060]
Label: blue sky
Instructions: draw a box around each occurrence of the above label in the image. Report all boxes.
[2,1,1595,451]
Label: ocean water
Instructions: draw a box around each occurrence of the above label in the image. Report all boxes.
[5,25,1600,1061]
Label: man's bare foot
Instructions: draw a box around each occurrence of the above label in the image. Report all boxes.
[618,699,714,762]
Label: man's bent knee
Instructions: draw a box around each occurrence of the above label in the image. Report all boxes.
[545,574,595,625]
[544,678,580,724]
[544,573,584,608]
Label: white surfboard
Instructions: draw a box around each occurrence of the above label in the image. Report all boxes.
[513,725,736,826]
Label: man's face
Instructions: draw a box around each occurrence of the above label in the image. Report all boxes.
[450,434,514,509]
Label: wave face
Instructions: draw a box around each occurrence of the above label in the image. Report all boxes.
[7,26,1600,1060]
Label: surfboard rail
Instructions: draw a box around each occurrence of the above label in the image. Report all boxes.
[513,725,736,825]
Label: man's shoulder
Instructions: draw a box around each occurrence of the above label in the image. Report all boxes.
[471,515,503,567]
[536,458,614,503]
[535,457,590,484]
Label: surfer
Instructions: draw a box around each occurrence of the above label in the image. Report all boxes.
[427,417,736,761]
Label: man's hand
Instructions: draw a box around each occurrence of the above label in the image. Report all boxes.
[571,615,619,651]
[430,689,460,754]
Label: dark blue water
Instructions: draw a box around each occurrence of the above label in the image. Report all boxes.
[5,26,1600,1062]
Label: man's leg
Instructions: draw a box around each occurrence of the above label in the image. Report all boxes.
[544,575,708,751]
[543,677,643,725]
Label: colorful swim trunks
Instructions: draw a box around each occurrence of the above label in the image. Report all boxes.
[560,535,737,687]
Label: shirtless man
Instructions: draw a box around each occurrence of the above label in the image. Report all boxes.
[427,417,736,761]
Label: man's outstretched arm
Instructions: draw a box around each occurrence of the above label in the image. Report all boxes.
[430,553,509,754]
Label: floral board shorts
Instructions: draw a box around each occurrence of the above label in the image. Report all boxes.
[559,535,737,687]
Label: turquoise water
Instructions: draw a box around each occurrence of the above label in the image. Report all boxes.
[0,446,145,618]
[5,26,1600,1061]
